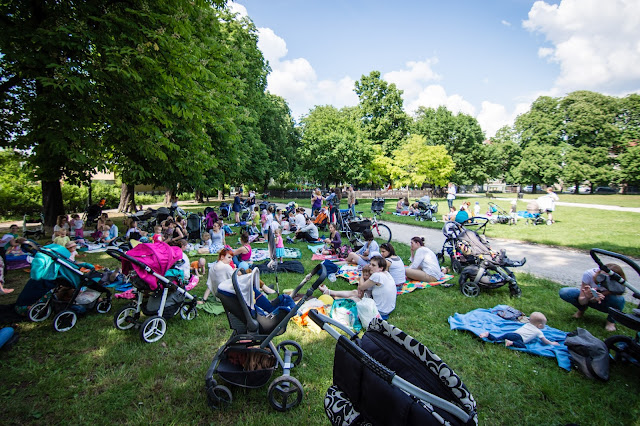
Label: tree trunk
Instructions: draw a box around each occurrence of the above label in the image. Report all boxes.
[217,189,223,201]
[164,188,175,205]
[42,180,64,228]
[195,190,204,203]
[118,183,135,213]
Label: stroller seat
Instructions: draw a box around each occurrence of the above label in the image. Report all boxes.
[217,268,296,335]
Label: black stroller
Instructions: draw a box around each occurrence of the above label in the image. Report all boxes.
[455,222,525,297]
[186,213,202,242]
[415,195,439,222]
[219,202,231,219]
[371,197,385,215]
[589,249,640,367]
[22,212,45,239]
[308,311,477,425]
[205,264,327,411]
[106,242,198,343]
[24,244,112,332]
[487,202,512,225]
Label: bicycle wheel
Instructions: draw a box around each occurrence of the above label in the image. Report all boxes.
[373,223,391,243]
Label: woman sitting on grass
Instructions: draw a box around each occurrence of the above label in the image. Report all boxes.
[405,236,447,282]
[379,242,406,290]
[322,223,342,255]
[319,255,396,319]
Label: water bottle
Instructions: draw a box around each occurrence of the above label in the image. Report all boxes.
[328,273,337,282]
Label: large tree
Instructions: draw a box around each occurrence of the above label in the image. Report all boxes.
[389,135,454,191]
[486,125,522,183]
[354,71,408,156]
[299,105,373,186]
[412,106,487,185]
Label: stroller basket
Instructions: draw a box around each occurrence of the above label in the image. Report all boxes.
[348,219,371,233]
[217,345,277,388]
[371,198,385,213]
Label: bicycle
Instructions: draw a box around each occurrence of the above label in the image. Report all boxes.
[335,207,392,248]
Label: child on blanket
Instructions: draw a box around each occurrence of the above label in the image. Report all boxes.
[478,312,560,348]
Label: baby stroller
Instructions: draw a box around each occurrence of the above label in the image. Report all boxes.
[205,264,327,411]
[106,242,197,343]
[186,213,202,242]
[24,244,112,332]
[438,219,490,274]
[454,226,525,297]
[588,249,640,367]
[284,201,298,218]
[239,200,252,222]
[203,207,218,232]
[130,209,157,233]
[370,197,385,215]
[415,196,439,222]
[155,206,172,224]
[518,201,546,225]
[219,202,231,219]
[23,212,45,239]
[308,310,477,425]
[486,202,512,225]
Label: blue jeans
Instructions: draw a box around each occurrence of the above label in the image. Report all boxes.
[0,327,14,348]
[487,332,525,348]
[559,287,625,323]
[350,204,356,218]
[448,198,454,209]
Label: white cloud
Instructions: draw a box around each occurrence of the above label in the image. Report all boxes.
[524,0,640,95]
[255,27,358,120]
[384,59,441,96]
[477,101,531,138]
[501,20,512,27]
[405,85,476,117]
[228,2,248,18]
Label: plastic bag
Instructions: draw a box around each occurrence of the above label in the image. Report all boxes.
[356,297,381,329]
[329,298,362,332]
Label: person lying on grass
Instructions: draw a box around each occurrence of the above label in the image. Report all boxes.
[319,256,396,320]
[478,312,560,348]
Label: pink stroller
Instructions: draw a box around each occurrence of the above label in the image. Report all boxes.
[107,242,198,343]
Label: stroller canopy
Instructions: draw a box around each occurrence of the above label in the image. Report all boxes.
[122,242,183,290]
[30,244,85,288]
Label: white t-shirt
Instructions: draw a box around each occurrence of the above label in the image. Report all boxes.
[515,323,544,344]
[409,246,444,280]
[207,261,234,294]
[387,256,406,286]
[369,271,396,315]
[294,213,306,230]
[447,185,456,200]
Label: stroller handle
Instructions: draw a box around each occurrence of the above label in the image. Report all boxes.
[590,248,640,296]
[291,263,328,298]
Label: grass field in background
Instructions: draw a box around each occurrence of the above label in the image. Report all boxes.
[1,231,640,424]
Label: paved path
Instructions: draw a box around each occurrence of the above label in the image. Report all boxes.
[493,197,640,213]
[381,220,640,301]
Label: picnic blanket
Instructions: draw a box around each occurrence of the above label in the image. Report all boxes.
[307,244,325,254]
[311,253,340,261]
[448,305,571,370]
[336,265,454,294]
[83,243,111,253]
[251,248,302,263]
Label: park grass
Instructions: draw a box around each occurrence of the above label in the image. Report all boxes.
[2,238,640,425]
[518,193,640,208]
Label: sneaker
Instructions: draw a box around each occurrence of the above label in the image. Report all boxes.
[286,237,295,244]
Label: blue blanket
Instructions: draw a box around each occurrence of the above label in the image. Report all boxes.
[448,305,571,371]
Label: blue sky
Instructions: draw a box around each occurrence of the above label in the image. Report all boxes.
[230,0,640,137]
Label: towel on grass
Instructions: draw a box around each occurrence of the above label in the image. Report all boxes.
[307,244,325,254]
[448,305,571,371]
[312,253,340,261]
[198,299,225,315]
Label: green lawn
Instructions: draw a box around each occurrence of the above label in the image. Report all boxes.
[518,193,640,208]
[1,237,640,425]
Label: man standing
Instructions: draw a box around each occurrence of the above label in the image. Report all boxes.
[347,185,356,218]
[447,182,456,209]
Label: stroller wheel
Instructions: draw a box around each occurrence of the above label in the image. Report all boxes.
[509,284,522,298]
[114,304,138,330]
[96,299,112,314]
[450,257,463,274]
[605,335,635,363]
[53,310,77,332]
[276,340,303,367]
[206,384,233,410]
[140,315,167,343]
[460,280,480,298]
[268,375,304,412]
[180,304,198,321]
[28,302,52,322]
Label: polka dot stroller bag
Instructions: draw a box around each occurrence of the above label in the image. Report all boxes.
[308,311,477,425]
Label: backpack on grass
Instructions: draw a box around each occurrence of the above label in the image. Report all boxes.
[565,327,610,381]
